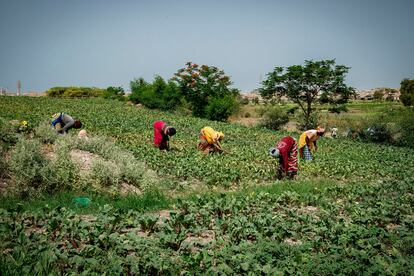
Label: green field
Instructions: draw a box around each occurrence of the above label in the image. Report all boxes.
[0,96,413,274]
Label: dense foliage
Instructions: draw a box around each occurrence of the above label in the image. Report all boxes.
[400,78,414,106]
[103,86,125,101]
[46,87,105,98]
[260,60,355,129]
[129,76,181,110]
[172,62,239,121]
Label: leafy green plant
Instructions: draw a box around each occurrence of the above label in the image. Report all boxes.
[205,94,239,121]
[172,62,240,118]
[10,138,48,197]
[260,106,289,130]
[103,86,125,101]
[129,76,181,110]
[46,87,105,98]
[34,120,57,144]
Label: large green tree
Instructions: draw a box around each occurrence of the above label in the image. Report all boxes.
[172,62,239,120]
[260,59,355,128]
[400,78,414,106]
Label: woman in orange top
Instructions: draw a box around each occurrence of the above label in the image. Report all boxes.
[198,127,224,154]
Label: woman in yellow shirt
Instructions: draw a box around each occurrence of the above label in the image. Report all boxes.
[298,127,325,160]
[198,127,224,154]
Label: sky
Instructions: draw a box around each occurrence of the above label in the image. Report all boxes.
[0,0,413,93]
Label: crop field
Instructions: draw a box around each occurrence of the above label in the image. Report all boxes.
[0,96,413,274]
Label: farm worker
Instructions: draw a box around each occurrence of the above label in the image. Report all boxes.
[198,126,224,154]
[298,127,325,161]
[153,120,176,150]
[269,136,298,179]
[51,113,82,134]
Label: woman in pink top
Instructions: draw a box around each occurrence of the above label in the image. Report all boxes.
[153,121,176,150]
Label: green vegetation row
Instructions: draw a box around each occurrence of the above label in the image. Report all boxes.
[1,178,413,274]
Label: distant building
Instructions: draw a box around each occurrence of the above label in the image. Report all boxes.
[357,88,400,101]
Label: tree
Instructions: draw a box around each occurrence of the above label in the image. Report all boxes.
[260,59,355,129]
[129,76,181,110]
[172,62,239,120]
[400,79,414,106]
[104,86,125,100]
[373,90,384,101]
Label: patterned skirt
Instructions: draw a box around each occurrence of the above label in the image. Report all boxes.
[300,145,313,161]
[287,141,298,173]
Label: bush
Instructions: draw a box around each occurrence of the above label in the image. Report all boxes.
[392,107,414,148]
[43,148,79,192]
[10,138,48,196]
[287,106,298,115]
[260,107,289,130]
[90,159,121,187]
[205,95,239,122]
[0,117,19,146]
[129,76,181,110]
[328,105,348,114]
[103,86,125,101]
[34,121,57,144]
[46,87,105,98]
[172,62,240,118]
[0,144,8,179]
[400,79,414,106]
[363,124,392,143]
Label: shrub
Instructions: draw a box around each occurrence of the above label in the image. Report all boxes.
[129,76,181,110]
[391,107,414,148]
[260,106,289,130]
[34,121,57,144]
[172,62,240,118]
[0,117,18,145]
[205,95,239,122]
[43,148,79,192]
[103,86,125,101]
[287,106,298,115]
[90,159,121,187]
[328,105,348,114]
[46,87,105,98]
[400,79,414,106]
[363,124,392,143]
[10,138,47,196]
[0,144,8,179]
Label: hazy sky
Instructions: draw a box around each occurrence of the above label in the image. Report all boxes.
[1,0,413,93]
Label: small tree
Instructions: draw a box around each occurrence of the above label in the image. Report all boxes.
[172,62,239,120]
[373,90,384,101]
[400,79,414,106]
[104,86,125,100]
[129,76,181,110]
[260,60,355,129]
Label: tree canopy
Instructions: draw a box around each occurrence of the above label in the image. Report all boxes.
[172,62,239,121]
[260,59,355,129]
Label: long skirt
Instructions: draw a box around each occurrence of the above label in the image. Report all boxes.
[287,142,298,173]
[300,145,313,161]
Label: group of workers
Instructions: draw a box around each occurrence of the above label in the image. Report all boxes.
[51,113,325,181]
[152,119,326,180]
